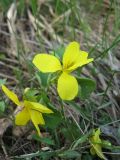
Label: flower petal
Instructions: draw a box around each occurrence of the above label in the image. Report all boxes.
[64,52,93,73]
[68,51,93,72]
[90,147,96,155]
[1,85,21,106]
[93,128,101,142]
[15,107,30,125]
[78,51,93,67]
[57,72,78,100]
[63,41,80,71]
[91,144,106,160]
[90,128,106,160]
[29,110,45,136]
[24,100,53,114]
[33,54,62,73]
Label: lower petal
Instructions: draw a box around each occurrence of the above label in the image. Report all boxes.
[57,72,78,100]
[93,144,106,159]
[24,100,53,114]
[90,147,96,155]
[15,108,30,125]
[29,110,45,136]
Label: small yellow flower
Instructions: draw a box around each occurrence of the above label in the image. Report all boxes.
[1,85,53,136]
[89,128,107,160]
[33,41,93,100]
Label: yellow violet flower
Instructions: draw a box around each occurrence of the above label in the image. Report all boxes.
[89,128,107,160]
[1,85,53,136]
[33,41,93,100]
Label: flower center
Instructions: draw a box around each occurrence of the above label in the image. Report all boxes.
[63,61,75,72]
[14,102,24,116]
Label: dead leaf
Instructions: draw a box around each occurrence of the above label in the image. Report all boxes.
[0,118,12,137]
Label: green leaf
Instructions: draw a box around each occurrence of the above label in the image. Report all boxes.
[38,151,55,160]
[30,0,37,15]
[23,88,38,102]
[0,53,6,60]
[55,0,68,15]
[0,101,5,112]
[44,111,63,129]
[40,92,50,104]
[61,121,80,142]
[32,135,55,146]
[14,151,55,159]
[77,78,96,99]
[0,0,13,11]
[59,150,81,158]
[82,154,93,160]
[67,101,90,121]
[36,72,49,87]
[17,0,25,16]
[101,140,112,149]
[72,131,92,149]
[54,45,65,60]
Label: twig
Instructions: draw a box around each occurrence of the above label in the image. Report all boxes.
[0,138,9,160]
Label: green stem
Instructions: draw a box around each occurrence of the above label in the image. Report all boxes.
[60,100,75,141]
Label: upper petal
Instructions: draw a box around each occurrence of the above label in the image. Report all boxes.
[15,107,30,125]
[24,100,53,114]
[33,54,62,73]
[66,51,93,72]
[29,110,45,136]
[1,85,21,106]
[77,51,93,67]
[94,128,101,141]
[63,41,80,71]
[57,72,78,100]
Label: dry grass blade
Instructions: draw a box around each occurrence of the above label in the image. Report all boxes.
[7,3,17,56]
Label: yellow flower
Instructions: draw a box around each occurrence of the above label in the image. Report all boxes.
[89,128,107,160]
[33,41,93,100]
[1,85,53,136]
